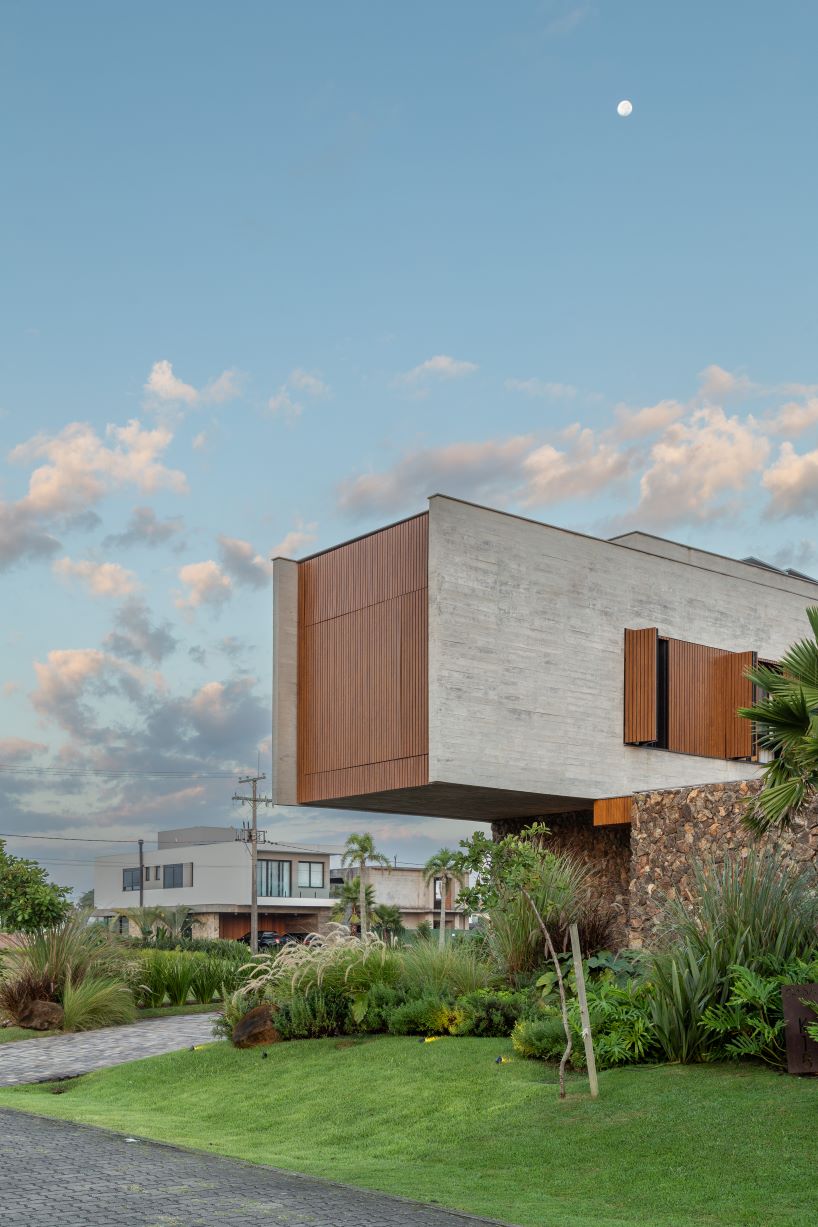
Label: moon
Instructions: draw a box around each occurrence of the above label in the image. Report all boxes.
[617,99,633,117]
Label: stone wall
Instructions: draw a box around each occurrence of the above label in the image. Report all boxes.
[629,779,818,947]
[193,912,220,940]
[491,811,631,949]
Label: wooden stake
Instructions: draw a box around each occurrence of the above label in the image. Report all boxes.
[569,922,599,1099]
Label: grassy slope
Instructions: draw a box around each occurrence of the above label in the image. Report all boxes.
[0,1036,814,1227]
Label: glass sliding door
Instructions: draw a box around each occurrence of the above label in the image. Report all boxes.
[257,859,291,898]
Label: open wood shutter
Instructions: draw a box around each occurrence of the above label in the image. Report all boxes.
[624,628,658,744]
[667,640,756,759]
[719,650,756,760]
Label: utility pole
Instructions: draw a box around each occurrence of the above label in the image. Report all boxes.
[138,838,144,907]
[232,773,273,954]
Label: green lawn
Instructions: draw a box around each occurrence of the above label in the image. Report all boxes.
[0,1036,814,1227]
[0,1002,217,1042]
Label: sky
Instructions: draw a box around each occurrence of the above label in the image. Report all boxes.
[3,1,818,896]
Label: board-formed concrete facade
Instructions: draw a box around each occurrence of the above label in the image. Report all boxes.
[273,494,818,823]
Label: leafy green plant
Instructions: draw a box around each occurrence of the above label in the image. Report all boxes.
[162,952,198,1006]
[450,989,530,1037]
[276,989,349,1039]
[190,957,227,1005]
[387,995,466,1036]
[702,965,787,1067]
[512,1016,567,1060]
[60,974,136,1031]
[0,840,70,933]
[6,914,135,996]
[134,950,169,1008]
[739,607,818,832]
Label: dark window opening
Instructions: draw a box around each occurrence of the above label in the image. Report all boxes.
[123,867,140,892]
[163,863,183,889]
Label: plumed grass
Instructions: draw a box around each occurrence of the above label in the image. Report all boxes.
[60,975,136,1032]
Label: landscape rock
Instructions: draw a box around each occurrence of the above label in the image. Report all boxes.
[17,1000,64,1031]
[232,1004,280,1048]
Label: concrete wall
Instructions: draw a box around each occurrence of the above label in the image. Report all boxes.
[427,495,817,804]
[334,865,467,929]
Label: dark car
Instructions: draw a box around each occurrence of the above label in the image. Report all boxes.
[239,931,306,950]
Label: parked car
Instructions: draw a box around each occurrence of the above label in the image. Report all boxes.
[239,931,307,949]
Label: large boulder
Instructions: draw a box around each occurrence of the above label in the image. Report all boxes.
[17,1000,64,1031]
[232,1003,280,1048]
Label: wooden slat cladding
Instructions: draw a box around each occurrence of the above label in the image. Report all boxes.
[593,795,632,826]
[666,639,755,759]
[719,649,756,760]
[623,628,658,744]
[300,515,428,626]
[297,515,429,803]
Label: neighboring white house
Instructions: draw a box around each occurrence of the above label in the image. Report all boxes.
[94,825,334,940]
[330,864,467,932]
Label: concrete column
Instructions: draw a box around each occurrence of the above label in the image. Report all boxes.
[272,557,298,805]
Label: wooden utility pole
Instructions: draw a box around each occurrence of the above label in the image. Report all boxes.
[232,773,273,954]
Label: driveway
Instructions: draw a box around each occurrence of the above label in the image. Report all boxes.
[0,1012,218,1085]
[0,1109,517,1226]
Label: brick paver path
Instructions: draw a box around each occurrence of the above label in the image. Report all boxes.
[0,1013,218,1085]
[0,1109,517,1226]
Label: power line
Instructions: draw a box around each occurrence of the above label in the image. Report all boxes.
[0,765,239,778]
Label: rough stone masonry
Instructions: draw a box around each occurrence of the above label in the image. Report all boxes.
[493,780,818,949]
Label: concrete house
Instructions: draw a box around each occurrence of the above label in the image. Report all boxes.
[94,826,334,940]
[330,864,468,933]
[272,494,818,946]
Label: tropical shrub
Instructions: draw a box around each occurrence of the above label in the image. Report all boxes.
[702,958,818,1068]
[61,974,136,1031]
[512,1016,567,1060]
[190,957,229,1005]
[450,989,531,1037]
[6,914,134,994]
[387,995,467,1036]
[275,988,350,1039]
[133,950,170,1008]
[159,952,198,1006]
[650,852,818,1062]
[484,853,592,982]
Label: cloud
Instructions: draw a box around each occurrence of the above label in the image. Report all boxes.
[144,361,241,408]
[762,443,818,517]
[764,397,818,437]
[272,522,318,557]
[520,427,630,506]
[612,400,685,440]
[397,355,478,385]
[288,368,329,398]
[174,560,232,613]
[1,419,186,571]
[771,539,818,573]
[144,360,198,406]
[103,598,178,664]
[103,506,184,549]
[631,407,769,526]
[267,368,329,419]
[338,436,533,517]
[218,535,272,589]
[698,364,756,403]
[192,431,208,451]
[30,648,162,740]
[53,557,140,598]
[268,388,302,418]
[505,378,577,399]
[0,737,47,762]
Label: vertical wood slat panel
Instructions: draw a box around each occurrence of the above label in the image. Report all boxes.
[720,650,756,760]
[297,515,429,802]
[667,640,756,759]
[623,627,658,744]
[593,796,632,826]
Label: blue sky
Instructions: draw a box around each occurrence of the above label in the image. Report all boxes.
[3,1,818,893]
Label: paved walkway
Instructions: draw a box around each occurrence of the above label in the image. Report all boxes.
[0,1110,516,1226]
[0,1013,218,1085]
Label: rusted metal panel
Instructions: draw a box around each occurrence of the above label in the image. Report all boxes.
[623,628,658,744]
[593,795,632,826]
[297,515,429,803]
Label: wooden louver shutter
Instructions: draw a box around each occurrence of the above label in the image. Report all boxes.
[623,627,658,744]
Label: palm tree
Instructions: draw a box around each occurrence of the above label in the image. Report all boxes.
[371,903,404,942]
[341,833,390,938]
[739,606,818,832]
[114,905,163,941]
[151,905,198,942]
[330,878,375,931]
[423,849,461,948]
